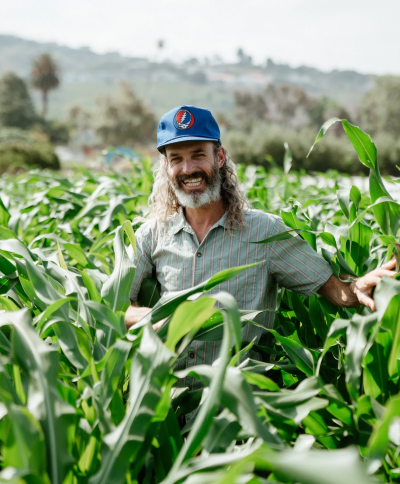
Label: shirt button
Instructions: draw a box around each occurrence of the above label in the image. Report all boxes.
[197,252,202,258]
[189,352,195,358]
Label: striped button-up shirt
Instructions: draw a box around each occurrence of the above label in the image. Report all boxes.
[130,209,332,388]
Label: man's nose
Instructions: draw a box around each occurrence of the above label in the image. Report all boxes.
[180,157,197,174]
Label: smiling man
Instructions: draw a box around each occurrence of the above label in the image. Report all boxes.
[125,105,396,381]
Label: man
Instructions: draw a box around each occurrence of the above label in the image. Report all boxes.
[125,104,396,378]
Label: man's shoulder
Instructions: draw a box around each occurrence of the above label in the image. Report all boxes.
[134,213,180,238]
[134,217,158,240]
[243,209,280,226]
[244,208,278,220]
[238,209,280,239]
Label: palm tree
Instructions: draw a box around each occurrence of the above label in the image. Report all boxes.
[31,53,60,118]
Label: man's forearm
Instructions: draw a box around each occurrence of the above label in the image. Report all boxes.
[318,275,360,308]
[125,303,151,330]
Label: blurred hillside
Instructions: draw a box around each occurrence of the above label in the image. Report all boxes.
[3,34,400,176]
[0,35,373,118]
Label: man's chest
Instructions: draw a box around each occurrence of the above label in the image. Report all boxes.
[151,229,269,296]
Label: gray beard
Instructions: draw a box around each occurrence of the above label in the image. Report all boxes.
[170,164,221,209]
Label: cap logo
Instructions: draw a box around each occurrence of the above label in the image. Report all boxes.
[174,109,195,130]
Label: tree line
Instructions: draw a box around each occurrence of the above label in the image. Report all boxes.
[1,50,400,175]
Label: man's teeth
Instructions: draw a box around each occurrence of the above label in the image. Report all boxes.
[183,178,203,187]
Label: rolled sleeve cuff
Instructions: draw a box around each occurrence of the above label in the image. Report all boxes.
[296,262,333,297]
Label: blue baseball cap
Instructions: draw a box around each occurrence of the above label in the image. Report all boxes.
[157,105,221,151]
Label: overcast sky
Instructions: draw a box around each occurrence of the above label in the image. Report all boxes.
[1,0,398,75]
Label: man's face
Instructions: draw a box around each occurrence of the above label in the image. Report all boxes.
[165,141,224,209]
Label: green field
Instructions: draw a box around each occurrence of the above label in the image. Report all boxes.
[0,120,400,483]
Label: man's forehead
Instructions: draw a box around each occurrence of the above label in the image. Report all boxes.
[165,140,213,157]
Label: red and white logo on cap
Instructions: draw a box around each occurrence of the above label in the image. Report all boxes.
[174,109,195,130]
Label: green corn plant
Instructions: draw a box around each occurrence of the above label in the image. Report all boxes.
[0,123,399,483]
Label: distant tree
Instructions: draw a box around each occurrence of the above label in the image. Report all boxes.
[0,72,36,129]
[31,53,60,118]
[95,80,156,147]
[234,83,349,131]
[236,48,252,65]
[234,91,268,131]
[237,48,245,63]
[359,76,400,136]
[189,70,207,85]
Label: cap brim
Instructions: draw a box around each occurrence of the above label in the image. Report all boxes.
[157,136,220,151]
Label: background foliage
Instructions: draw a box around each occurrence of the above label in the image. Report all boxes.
[2,37,400,175]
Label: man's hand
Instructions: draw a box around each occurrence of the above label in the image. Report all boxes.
[125,304,151,330]
[350,258,397,311]
[125,303,166,332]
[318,258,397,311]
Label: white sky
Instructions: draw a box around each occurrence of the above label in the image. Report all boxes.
[1,0,398,75]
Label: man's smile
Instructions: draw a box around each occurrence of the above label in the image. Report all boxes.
[182,177,204,188]
[175,171,209,191]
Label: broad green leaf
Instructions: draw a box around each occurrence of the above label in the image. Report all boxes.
[0,309,76,484]
[0,295,20,312]
[165,297,217,351]
[122,219,136,256]
[253,445,376,484]
[242,371,280,391]
[98,339,132,409]
[90,325,174,484]
[337,188,350,220]
[63,243,91,267]
[36,297,76,330]
[269,330,314,376]
[363,330,391,402]
[316,318,349,375]
[368,394,400,469]
[202,410,241,455]
[83,300,126,337]
[204,263,260,292]
[0,249,16,274]
[53,320,91,370]
[342,120,376,170]
[169,313,232,473]
[0,226,17,241]
[345,313,378,402]
[101,224,135,314]
[57,241,68,270]
[132,263,257,330]
[2,404,46,476]
[81,269,102,303]
[0,198,11,227]
[254,377,322,409]
[375,276,400,376]
[307,117,342,158]
[281,206,316,250]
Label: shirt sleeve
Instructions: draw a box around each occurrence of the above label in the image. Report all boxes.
[268,217,333,297]
[129,223,155,303]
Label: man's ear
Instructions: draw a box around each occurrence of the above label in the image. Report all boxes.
[217,146,225,168]
[163,155,168,167]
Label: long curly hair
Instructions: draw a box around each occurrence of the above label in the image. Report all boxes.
[148,142,249,232]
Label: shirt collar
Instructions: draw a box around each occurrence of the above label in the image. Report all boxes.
[172,207,227,235]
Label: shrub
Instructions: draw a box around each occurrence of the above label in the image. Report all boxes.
[31,118,70,144]
[0,127,60,171]
[0,72,37,129]
[224,122,400,175]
